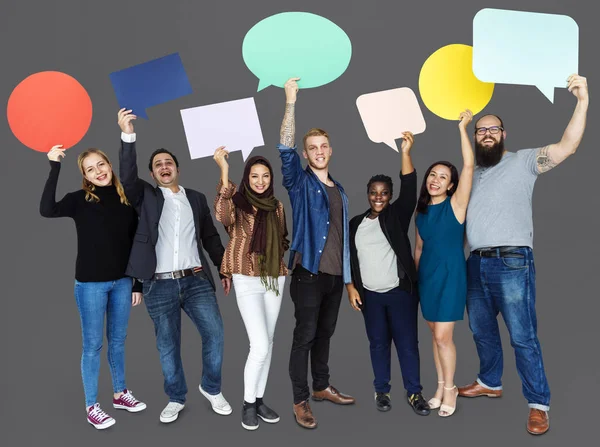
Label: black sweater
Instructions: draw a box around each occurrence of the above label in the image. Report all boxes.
[349,170,418,299]
[40,161,140,288]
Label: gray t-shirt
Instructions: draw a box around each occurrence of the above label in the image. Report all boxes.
[318,184,344,275]
[466,148,539,251]
[356,216,400,293]
[292,183,343,276]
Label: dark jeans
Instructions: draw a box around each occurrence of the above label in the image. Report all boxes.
[143,271,224,404]
[362,287,422,395]
[289,266,344,404]
[466,247,550,410]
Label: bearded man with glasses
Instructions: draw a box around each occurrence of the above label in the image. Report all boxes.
[457,74,588,436]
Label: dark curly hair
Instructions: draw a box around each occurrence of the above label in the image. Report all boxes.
[367,174,393,196]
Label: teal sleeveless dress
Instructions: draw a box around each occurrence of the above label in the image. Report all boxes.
[415,197,466,322]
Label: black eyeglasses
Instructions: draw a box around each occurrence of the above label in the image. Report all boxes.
[475,126,504,135]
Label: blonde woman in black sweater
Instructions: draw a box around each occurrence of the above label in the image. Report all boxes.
[40,145,146,429]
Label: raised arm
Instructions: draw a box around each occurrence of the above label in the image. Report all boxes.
[400,131,415,175]
[117,108,147,209]
[536,74,588,174]
[280,78,299,147]
[451,109,475,221]
[40,145,77,218]
[391,131,418,232]
[213,146,237,228]
[278,77,304,191]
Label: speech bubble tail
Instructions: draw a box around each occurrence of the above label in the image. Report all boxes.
[384,140,399,152]
[537,85,555,103]
[257,79,270,92]
[241,147,254,161]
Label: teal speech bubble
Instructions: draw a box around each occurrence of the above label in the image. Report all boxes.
[473,9,578,102]
[242,12,352,91]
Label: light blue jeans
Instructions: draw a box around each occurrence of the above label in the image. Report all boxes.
[74,277,132,407]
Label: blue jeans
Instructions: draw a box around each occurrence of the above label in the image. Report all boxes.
[143,271,224,404]
[466,247,550,410]
[362,287,422,395]
[74,277,132,407]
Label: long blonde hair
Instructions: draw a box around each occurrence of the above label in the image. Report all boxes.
[77,149,130,206]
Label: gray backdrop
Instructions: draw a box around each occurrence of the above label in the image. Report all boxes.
[1,0,597,446]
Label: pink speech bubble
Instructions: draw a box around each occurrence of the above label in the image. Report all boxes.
[356,88,426,151]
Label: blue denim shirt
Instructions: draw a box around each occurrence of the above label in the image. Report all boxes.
[277,143,351,284]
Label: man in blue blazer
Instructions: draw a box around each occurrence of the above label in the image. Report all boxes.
[117,109,232,424]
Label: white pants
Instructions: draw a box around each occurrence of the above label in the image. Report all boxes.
[232,274,285,403]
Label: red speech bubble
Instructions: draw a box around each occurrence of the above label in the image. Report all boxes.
[7,71,93,152]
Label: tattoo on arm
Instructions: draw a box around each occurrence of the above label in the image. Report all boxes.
[536,146,558,173]
[280,103,296,147]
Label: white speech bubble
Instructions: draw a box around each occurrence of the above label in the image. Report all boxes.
[473,8,578,102]
[356,88,426,151]
[180,98,264,161]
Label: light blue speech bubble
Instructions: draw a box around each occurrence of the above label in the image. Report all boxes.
[473,8,578,102]
[242,12,352,91]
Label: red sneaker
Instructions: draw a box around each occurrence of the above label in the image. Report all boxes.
[113,389,147,413]
[87,403,116,429]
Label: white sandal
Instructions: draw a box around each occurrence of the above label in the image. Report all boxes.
[428,381,445,410]
[439,385,458,417]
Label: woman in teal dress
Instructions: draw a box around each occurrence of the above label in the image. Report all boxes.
[414,109,475,417]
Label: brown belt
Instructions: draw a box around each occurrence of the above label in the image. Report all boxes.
[153,266,203,280]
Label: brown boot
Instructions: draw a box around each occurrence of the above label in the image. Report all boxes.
[457,381,502,398]
[293,400,317,429]
[527,409,549,435]
[312,386,356,405]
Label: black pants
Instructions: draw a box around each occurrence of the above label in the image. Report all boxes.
[289,266,344,404]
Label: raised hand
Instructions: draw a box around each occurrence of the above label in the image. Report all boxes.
[400,131,415,153]
[284,77,300,103]
[213,146,229,171]
[458,109,473,130]
[47,145,65,162]
[567,74,588,102]
[118,108,137,134]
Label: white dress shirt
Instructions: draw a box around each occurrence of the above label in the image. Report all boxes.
[121,132,202,273]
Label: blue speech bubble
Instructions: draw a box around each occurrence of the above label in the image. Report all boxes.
[109,53,193,119]
[473,9,578,102]
[242,12,352,91]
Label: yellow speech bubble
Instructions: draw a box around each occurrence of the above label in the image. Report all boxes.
[419,44,494,120]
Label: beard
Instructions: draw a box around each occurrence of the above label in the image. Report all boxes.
[475,136,505,168]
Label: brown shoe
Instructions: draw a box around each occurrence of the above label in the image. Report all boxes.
[527,409,549,435]
[293,400,317,429]
[458,381,502,398]
[312,386,355,405]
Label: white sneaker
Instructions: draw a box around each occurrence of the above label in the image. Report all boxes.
[199,386,232,415]
[160,402,185,423]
